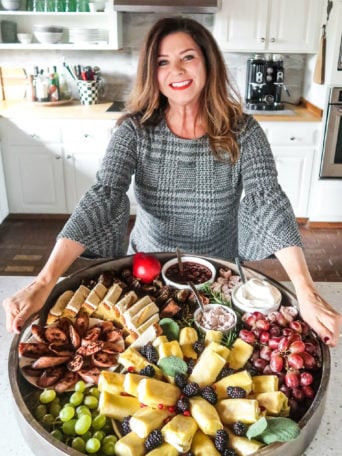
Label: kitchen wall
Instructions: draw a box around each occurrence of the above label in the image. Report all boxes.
[0,12,306,104]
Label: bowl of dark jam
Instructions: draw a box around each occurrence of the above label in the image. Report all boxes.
[161,255,216,289]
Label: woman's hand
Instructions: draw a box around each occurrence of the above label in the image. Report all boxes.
[296,287,342,347]
[2,279,54,333]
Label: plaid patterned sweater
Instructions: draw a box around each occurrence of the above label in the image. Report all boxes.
[58,114,301,261]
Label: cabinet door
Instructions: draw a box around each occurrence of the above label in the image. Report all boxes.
[0,148,9,223]
[213,0,269,51]
[273,148,314,217]
[3,144,66,213]
[268,0,323,52]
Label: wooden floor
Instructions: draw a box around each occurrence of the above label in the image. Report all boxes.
[0,215,341,282]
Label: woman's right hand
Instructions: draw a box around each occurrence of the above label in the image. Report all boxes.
[2,278,55,333]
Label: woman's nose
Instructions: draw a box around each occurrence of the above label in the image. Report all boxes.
[171,61,184,74]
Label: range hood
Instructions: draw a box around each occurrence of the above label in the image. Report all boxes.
[114,0,221,13]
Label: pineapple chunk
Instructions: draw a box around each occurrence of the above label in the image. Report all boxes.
[228,431,264,456]
[114,431,145,456]
[137,378,181,407]
[213,370,252,399]
[98,391,140,420]
[228,338,253,370]
[189,346,226,387]
[153,335,168,347]
[130,406,171,438]
[158,340,183,359]
[191,429,221,455]
[145,442,178,456]
[189,396,223,436]
[204,330,223,345]
[252,375,279,394]
[217,399,260,424]
[118,346,163,378]
[161,415,198,453]
[98,371,125,395]
[256,391,290,416]
[208,341,230,360]
[123,373,148,397]
[179,327,198,345]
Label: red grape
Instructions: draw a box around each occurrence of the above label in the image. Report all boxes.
[289,340,306,354]
[302,385,315,399]
[280,384,291,397]
[285,371,300,388]
[301,352,317,369]
[253,358,268,371]
[305,342,319,356]
[239,329,256,344]
[287,353,304,369]
[263,364,273,375]
[270,353,284,373]
[269,325,282,337]
[300,372,314,386]
[292,387,305,402]
[259,331,270,344]
[244,315,256,328]
[255,319,270,331]
[282,328,295,337]
[252,311,265,320]
[289,320,303,333]
[276,313,288,327]
[278,336,290,352]
[260,345,272,361]
[268,337,281,350]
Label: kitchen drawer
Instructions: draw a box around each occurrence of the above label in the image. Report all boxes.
[260,123,319,147]
[60,120,115,144]
[0,119,61,145]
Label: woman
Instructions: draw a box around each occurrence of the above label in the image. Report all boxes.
[3,17,341,345]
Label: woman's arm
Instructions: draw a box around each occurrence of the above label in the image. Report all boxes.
[2,237,85,333]
[275,245,342,346]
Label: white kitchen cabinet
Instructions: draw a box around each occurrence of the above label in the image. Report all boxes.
[0,11,122,50]
[0,145,9,223]
[214,0,323,53]
[260,122,320,217]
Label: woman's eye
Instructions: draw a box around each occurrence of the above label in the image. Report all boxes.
[183,54,194,61]
[158,60,168,67]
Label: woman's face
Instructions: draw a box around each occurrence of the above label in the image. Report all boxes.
[157,31,207,108]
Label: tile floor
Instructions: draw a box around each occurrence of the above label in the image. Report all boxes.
[0,216,341,281]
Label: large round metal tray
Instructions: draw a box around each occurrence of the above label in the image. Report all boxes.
[8,253,330,456]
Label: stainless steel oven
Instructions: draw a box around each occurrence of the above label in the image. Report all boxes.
[320,87,342,178]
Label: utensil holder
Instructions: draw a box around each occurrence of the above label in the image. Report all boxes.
[77,80,99,105]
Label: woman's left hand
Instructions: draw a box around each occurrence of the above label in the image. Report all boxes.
[296,287,342,347]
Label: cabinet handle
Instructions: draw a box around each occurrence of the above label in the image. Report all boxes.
[259,37,266,43]
[290,137,296,141]
[66,154,73,159]
[84,133,90,138]
[55,155,62,160]
[270,37,276,43]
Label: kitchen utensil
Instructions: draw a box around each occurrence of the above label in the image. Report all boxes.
[187,280,205,313]
[235,256,246,283]
[176,246,184,276]
[313,0,333,85]
[77,79,99,105]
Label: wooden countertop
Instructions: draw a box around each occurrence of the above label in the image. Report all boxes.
[0,100,322,122]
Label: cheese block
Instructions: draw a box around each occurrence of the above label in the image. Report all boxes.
[161,415,198,453]
[93,283,123,320]
[98,391,141,420]
[114,290,139,320]
[189,396,223,436]
[114,431,145,456]
[123,296,152,321]
[217,399,260,424]
[47,290,74,324]
[191,429,221,455]
[130,406,171,438]
[123,373,149,397]
[98,371,125,395]
[125,301,159,331]
[135,313,160,336]
[137,377,181,407]
[213,370,252,399]
[81,282,108,315]
[62,285,90,318]
[130,323,159,349]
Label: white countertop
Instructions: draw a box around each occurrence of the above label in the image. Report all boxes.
[0,277,341,456]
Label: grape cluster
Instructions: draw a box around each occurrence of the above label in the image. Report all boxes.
[240,309,321,418]
[33,381,117,455]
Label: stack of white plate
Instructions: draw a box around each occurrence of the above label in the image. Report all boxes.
[68,28,107,45]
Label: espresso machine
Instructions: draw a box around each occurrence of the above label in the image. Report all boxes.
[245,54,290,110]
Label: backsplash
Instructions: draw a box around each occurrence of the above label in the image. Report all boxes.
[0,12,305,105]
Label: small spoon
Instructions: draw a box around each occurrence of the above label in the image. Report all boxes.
[187,281,205,313]
[176,246,184,276]
[235,257,247,284]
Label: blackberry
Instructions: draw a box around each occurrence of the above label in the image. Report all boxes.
[144,429,163,451]
[246,365,259,377]
[232,421,247,436]
[176,396,190,413]
[214,429,229,453]
[200,386,217,405]
[139,365,156,377]
[227,386,246,399]
[121,415,131,436]
[216,366,235,381]
[222,448,238,456]
[175,373,188,389]
[139,345,148,357]
[145,344,159,364]
[182,382,200,397]
[186,358,196,374]
[193,340,205,355]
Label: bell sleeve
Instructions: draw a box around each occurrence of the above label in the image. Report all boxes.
[238,117,302,261]
[57,119,137,258]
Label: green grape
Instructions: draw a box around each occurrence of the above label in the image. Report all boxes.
[102,441,116,456]
[93,430,105,441]
[84,395,98,410]
[88,386,99,399]
[102,420,113,435]
[71,436,86,452]
[81,430,92,442]
[75,380,86,393]
[41,413,55,430]
[62,418,77,436]
[50,429,63,441]
[85,437,101,454]
[76,405,92,417]
[102,435,117,445]
[75,414,92,435]
[59,405,75,422]
[39,389,57,404]
[70,391,84,407]
[49,402,62,418]
[34,404,47,420]
[92,414,106,431]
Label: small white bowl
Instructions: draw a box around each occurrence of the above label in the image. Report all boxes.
[194,303,237,335]
[34,30,63,44]
[161,256,216,290]
[17,33,33,44]
[231,279,282,315]
[1,0,21,10]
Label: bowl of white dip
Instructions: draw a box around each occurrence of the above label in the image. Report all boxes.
[231,277,282,314]
[194,303,237,335]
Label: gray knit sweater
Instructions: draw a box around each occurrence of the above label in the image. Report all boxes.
[58,114,301,261]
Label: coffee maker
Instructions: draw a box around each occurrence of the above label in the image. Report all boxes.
[245,54,290,110]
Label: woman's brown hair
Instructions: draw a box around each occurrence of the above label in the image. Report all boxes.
[120,17,244,162]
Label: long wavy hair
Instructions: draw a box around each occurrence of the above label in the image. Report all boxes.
[119,17,244,162]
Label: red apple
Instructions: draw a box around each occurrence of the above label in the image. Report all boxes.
[132,252,161,283]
